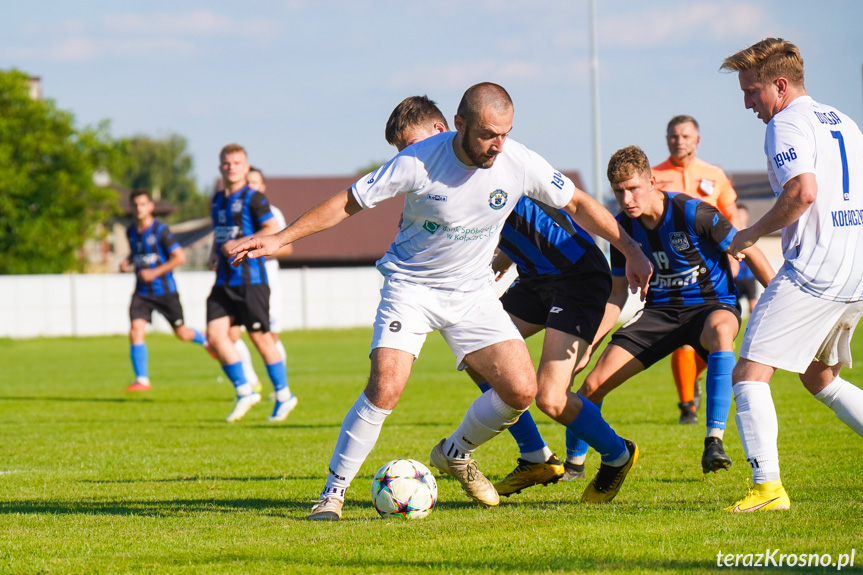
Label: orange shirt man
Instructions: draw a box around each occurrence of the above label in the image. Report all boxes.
[652,115,739,425]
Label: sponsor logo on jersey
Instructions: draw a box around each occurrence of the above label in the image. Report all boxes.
[650,265,705,289]
[427,194,447,202]
[134,253,160,267]
[669,232,690,252]
[489,189,508,210]
[218,211,227,224]
[712,214,720,226]
[831,209,863,227]
[423,220,441,234]
[214,225,240,243]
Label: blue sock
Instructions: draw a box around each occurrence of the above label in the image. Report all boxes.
[222,362,247,390]
[477,382,547,454]
[706,351,735,430]
[130,343,148,379]
[566,396,625,463]
[266,361,290,394]
[191,329,207,345]
[566,400,601,458]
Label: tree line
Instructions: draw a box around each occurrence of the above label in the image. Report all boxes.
[0,69,208,274]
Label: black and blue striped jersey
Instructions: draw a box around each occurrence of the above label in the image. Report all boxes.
[127,219,179,296]
[610,192,738,306]
[498,197,606,277]
[211,185,274,287]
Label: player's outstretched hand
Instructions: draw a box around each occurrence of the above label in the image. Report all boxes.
[728,227,758,259]
[626,251,653,302]
[228,235,281,267]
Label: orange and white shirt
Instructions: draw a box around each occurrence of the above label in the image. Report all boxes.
[652,157,737,222]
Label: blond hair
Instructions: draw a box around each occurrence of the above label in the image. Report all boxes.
[720,38,804,86]
[607,146,652,184]
[219,143,247,160]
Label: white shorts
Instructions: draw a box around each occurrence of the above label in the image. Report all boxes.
[266,259,281,332]
[740,269,863,373]
[371,278,522,370]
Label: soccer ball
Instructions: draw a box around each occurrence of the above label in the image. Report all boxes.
[371,458,437,519]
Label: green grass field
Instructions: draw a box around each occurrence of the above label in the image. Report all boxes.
[0,329,860,574]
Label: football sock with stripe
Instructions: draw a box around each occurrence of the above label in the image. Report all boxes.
[815,376,863,437]
[566,395,627,465]
[706,351,735,438]
[477,382,549,462]
[222,361,252,397]
[734,381,780,483]
[444,389,524,460]
[322,392,391,500]
[130,343,148,381]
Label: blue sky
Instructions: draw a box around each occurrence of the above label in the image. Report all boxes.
[4,1,862,197]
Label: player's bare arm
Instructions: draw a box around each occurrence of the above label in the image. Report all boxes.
[139,247,186,284]
[230,188,362,266]
[729,173,817,256]
[735,244,775,287]
[221,217,281,257]
[491,251,513,281]
[562,188,653,300]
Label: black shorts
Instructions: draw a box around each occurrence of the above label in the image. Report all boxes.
[207,284,270,332]
[130,292,185,327]
[610,302,741,369]
[735,277,757,301]
[500,262,612,342]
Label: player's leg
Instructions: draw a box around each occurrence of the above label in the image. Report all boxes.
[128,318,150,391]
[567,341,642,502]
[671,346,699,424]
[162,293,208,347]
[207,287,259,421]
[697,307,740,473]
[802,300,863,437]
[230,325,260,393]
[243,285,296,421]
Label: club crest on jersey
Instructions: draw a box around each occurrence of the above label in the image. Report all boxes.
[669,231,690,252]
[231,200,243,213]
[698,179,716,196]
[489,189,508,210]
[146,235,157,246]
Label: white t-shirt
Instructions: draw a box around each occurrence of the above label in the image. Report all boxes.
[351,131,575,290]
[766,95,863,302]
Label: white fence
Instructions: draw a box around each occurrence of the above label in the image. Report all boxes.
[0,266,666,339]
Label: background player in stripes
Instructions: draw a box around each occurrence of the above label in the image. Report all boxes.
[121,189,210,392]
[653,115,741,425]
[207,144,297,423]
[230,84,653,520]
[571,145,774,475]
[721,38,863,512]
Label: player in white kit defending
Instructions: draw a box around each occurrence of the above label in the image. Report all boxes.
[229,83,653,520]
[721,38,863,512]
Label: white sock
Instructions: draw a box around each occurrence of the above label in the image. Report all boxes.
[275,339,287,363]
[707,427,724,439]
[566,455,587,466]
[321,393,391,500]
[520,446,554,464]
[234,339,259,386]
[815,376,863,437]
[734,381,780,483]
[136,376,150,385]
[275,388,293,402]
[235,383,254,397]
[443,390,525,460]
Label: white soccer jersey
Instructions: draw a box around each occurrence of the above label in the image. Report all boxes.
[352,131,575,289]
[264,205,287,281]
[765,95,863,302]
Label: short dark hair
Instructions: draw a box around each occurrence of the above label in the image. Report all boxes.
[456,82,512,124]
[385,95,449,147]
[667,115,699,133]
[607,146,652,184]
[249,166,266,184]
[130,189,152,203]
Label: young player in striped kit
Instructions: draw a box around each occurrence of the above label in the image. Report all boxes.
[721,38,863,512]
[121,189,210,391]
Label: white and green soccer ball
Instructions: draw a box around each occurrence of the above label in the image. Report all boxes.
[371,458,437,519]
